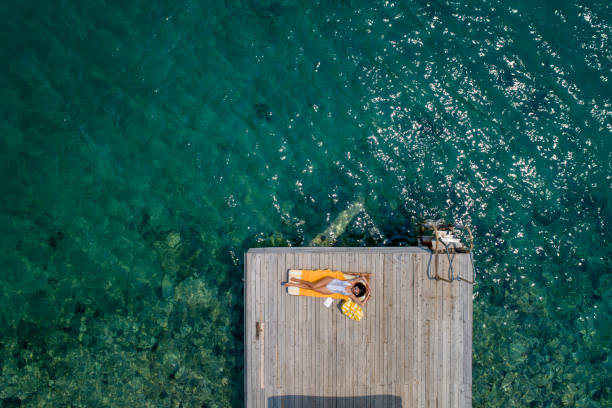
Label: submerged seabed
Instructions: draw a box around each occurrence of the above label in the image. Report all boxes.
[0,0,610,407]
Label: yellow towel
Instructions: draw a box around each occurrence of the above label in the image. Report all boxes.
[287,269,350,299]
[341,299,364,320]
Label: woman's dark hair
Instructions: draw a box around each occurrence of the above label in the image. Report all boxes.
[353,282,366,297]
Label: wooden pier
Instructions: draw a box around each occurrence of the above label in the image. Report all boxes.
[244,247,473,408]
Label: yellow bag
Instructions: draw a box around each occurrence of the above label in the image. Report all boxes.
[341,299,364,321]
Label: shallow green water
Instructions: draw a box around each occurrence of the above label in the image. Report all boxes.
[0,0,610,406]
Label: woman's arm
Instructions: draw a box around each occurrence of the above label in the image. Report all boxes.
[350,294,365,306]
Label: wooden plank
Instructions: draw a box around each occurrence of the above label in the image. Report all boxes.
[460,254,468,408]
[319,250,334,408]
[433,256,439,406]
[372,252,383,395]
[387,251,395,408]
[390,252,398,391]
[309,251,317,404]
[377,251,385,405]
[347,251,358,408]
[360,252,374,408]
[453,255,462,408]
[295,250,307,408]
[365,252,375,408]
[333,251,343,405]
[425,254,433,408]
[464,255,473,408]
[274,253,281,395]
[417,253,425,408]
[248,247,428,254]
[296,250,305,406]
[304,250,315,407]
[253,255,264,408]
[329,251,339,408]
[404,254,414,404]
[250,253,258,408]
[381,253,391,390]
[337,251,349,408]
[442,263,448,408]
[449,255,456,408]
[252,253,259,408]
[462,254,470,408]
[394,252,404,407]
[276,252,286,398]
[393,252,401,389]
[400,253,408,386]
[436,254,444,407]
[403,383,412,408]
[263,254,271,395]
[284,251,297,408]
[442,256,451,408]
[437,254,448,408]
[267,253,279,407]
[397,253,405,386]
[467,255,473,408]
[356,252,366,390]
[363,252,374,344]
[344,248,353,399]
[414,253,420,408]
[376,251,386,401]
[309,251,321,402]
[341,251,350,408]
[362,252,373,408]
[259,254,267,408]
[260,253,268,406]
[458,254,465,408]
[317,252,328,404]
[281,251,292,399]
[245,253,253,408]
[416,253,427,408]
[454,254,460,408]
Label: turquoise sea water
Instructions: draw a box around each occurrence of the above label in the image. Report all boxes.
[0,0,610,406]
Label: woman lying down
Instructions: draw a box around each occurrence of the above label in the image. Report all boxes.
[284,275,371,306]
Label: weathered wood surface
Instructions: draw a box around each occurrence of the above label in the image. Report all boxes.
[245,247,473,408]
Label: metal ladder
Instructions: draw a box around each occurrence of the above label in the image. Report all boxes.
[419,221,476,284]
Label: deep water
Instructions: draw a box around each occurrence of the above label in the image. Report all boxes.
[0,0,610,407]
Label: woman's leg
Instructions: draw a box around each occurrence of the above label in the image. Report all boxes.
[291,276,335,289]
[284,282,311,289]
[284,277,334,294]
[285,280,317,290]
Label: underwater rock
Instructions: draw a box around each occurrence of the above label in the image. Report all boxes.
[259,232,288,247]
[152,231,185,278]
[0,397,22,407]
[161,276,174,299]
[47,231,64,250]
[254,103,273,122]
[533,207,560,226]
[165,232,180,249]
[150,228,208,284]
[310,199,365,246]
[256,2,284,17]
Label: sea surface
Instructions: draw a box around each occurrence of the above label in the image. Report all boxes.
[0,0,610,407]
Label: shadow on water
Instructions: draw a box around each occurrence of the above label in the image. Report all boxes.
[267,395,402,408]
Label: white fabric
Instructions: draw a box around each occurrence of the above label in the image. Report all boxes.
[325,278,351,295]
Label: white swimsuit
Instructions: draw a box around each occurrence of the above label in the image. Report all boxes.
[326,279,351,295]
